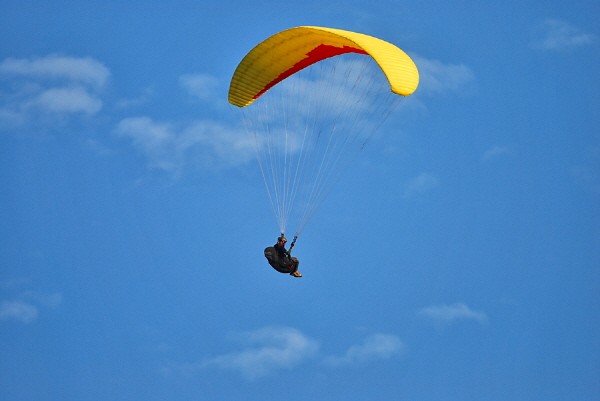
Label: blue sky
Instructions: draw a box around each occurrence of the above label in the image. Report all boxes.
[1,1,599,400]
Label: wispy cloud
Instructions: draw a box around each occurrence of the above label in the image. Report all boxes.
[22,291,63,308]
[0,54,109,125]
[120,60,407,176]
[0,300,38,323]
[207,326,318,380]
[403,172,439,198]
[0,277,31,290]
[116,116,254,174]
[180,73,220,102]
[116,117,178,171]
[165,327,405,380]
[412,56,475,95]
[481,145,513,163]
[535,19,596,51]
[116,87,155,109]
[0,279,62,324]
[25,86,103,114]
[171,326,318,380]
[279,56,385,116]
[324,334,404,367]
[0,54,110,87]
[419,302,488,325]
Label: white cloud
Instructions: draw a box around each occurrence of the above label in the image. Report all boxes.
[180,73,219,101]
[182,120,257,167]
[412,56,475,95]
[0,300,38,323]
[116,117,177,171]
[0,55,109,123]
[403,172,439,198]
[26,86,102,114]
[116,116,255,173]
[0,55,109,87]
[325,334,404,367]
[165,327,405,380]
[201,326,319,380]
[419,302,488,324]
[536,19,596,51]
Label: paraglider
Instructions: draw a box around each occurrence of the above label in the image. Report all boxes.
[264,235,302,277]
[228,26,419,277]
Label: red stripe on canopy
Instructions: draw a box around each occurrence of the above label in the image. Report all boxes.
[253,44,367,100]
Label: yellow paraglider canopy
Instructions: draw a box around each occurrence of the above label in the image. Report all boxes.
[228,26,419,107]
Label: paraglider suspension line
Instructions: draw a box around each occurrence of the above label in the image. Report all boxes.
[288,234,298,255]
